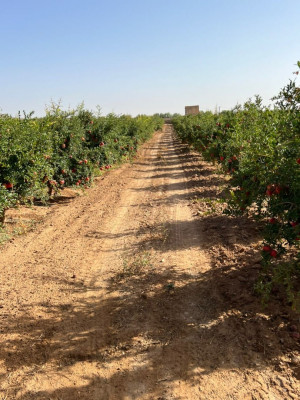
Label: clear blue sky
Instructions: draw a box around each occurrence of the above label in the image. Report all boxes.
[0,0,299,116]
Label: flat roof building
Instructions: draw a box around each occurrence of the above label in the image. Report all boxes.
[185,105,199,115]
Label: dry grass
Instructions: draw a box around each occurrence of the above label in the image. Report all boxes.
[114,251,153,281]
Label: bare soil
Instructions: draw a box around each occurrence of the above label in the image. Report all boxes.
[0,125,299,399]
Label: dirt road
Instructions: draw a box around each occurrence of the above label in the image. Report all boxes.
[0,125,299,399]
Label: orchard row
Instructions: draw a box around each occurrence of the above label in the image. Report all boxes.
[0,107,163,222]
[173,64,300,307]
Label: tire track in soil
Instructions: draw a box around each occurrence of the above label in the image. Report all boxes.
[0,125,299,399]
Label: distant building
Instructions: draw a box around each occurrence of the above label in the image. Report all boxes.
[185,105,199,115]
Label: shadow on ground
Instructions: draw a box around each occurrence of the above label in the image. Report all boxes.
[2,251,299,399]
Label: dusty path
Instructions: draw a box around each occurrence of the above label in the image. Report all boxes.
[0,125,299,399]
